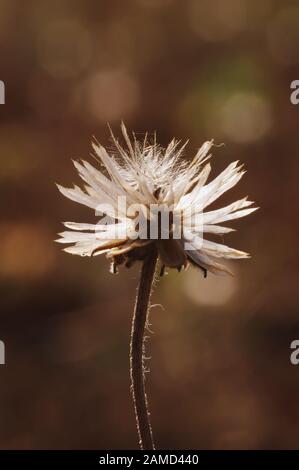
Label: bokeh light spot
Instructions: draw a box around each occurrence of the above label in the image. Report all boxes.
[189,0,247,42]
[0,224,56,279]
[267,8,299,65]
[84,69,139,122]
[37,19,92,78]
[183,266,238,307]
[220,92,272,143]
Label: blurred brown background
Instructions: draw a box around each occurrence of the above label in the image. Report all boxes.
[0,0,299,450]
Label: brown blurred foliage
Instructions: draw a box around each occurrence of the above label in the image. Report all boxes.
[0,0,299,449]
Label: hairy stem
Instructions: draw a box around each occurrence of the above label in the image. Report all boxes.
[130,247,158,450]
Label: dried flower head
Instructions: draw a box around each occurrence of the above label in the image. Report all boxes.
[56,124,257,277]
[56,123,258,450]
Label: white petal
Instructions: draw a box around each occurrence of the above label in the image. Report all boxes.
[175,163,212,208]
[63,221,132,232]
[63,240,108,256]
[92,142,151,205]
[57,184,98,210]
[203,197,254,224]
[200,167,244,209]
[73,160,123,206]
[201,239,250,259]
[178,161,240,211]
[208,207,258,224]
[202,225,235,234]
[56,231,98,243]
[186,248,233,275]
[57,223,133,244]
[189,140,213,168]
[63,222,101,231]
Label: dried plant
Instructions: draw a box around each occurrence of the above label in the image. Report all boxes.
[56,124,257,449]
